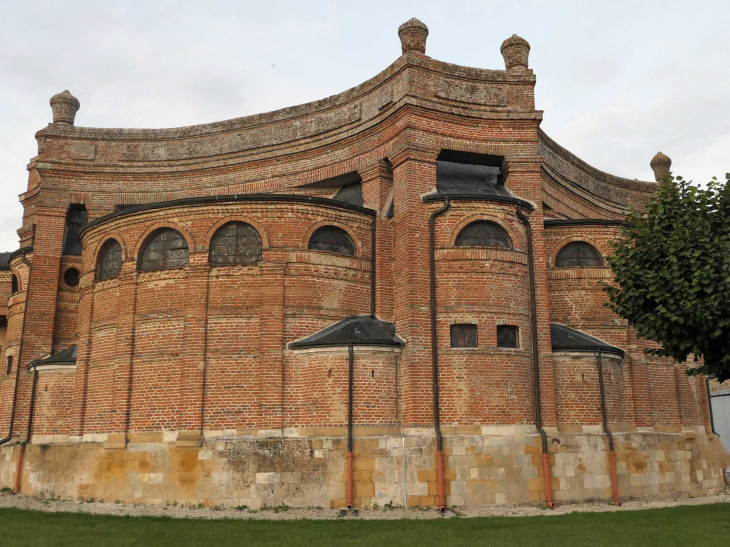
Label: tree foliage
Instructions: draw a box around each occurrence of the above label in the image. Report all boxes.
[604,174,730,382]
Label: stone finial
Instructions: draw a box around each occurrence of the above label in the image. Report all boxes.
[500,34,530,71]
[398,18,428,54]
[650,151,672,182]
[50,90,80,125]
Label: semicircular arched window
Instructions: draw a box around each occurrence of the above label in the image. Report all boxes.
[11,274,18,294]
[308,226,355,256]
[555,242,604,267]
[96,239,123,281]
[138,228,189,272]
[455,221,513,249]
[210,222,263,265]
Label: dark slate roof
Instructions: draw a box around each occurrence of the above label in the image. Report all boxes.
[550,324,625,358]
[0,252,13,270]
[332,182,364,207]
[436,161,512,197]
[31,345,78,367]
[289,315,403,349]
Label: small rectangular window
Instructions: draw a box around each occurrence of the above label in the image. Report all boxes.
[497,325,519,348]
[5,356,12,376]
[450,324,477,348]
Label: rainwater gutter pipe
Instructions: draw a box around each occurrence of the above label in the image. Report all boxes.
[515,206,555,509]
[346,343,354,509]
[13,363,38,494]
[371,214,376,317]
[429,198,450,513]
[596,348,621,506]
[0,250,32,447]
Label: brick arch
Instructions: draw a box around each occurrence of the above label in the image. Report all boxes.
[549,235,609,268]
[203,216,271,252]
[132,221,196,260]
[447,213,521,251]
[89,232,131,266]
[302,220,363,257]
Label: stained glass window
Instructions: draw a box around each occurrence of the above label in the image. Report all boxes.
[497,325,519,348]
[96,239,123,280]
[455,221,512,248]
[555,242,603,267]
[210,222,262,265]
[138,229,188,272]
[308,226,355,256]
[450,324,478,348]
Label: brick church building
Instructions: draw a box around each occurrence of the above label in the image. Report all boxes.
[0,19,726,509]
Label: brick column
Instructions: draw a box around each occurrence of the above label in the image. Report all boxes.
[13,208,66,436]
[390,143,439,427]
[360,159,394,320]
[258,252,286,431]
[176,263,210,446]
[504,158,558,427]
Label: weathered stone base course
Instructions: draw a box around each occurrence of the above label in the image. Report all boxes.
[0,429,726,508]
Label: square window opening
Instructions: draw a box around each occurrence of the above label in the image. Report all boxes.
[497,325,519,348]
[450,324,478,348]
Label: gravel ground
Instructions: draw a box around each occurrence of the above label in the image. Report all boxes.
[0,489,729,520]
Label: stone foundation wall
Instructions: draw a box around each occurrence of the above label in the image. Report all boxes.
[1,427,726,508]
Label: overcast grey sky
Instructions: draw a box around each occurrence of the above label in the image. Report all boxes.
[1,0,728,251]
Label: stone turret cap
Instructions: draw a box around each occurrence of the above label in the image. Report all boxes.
[50,90,80,125]
[398,18,429,54]
[650,151,672,182]
[500,34,531,70]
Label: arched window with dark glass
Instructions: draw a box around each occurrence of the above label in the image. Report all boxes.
[455,221,512,249]
[138,228,189,272]
[96,239,123,280]
[11,274,18,294]
[555,242,603,267]
[210,222,262,265]
[308,226,355,256]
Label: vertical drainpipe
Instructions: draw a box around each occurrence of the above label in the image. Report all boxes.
[346,343,354,509]
[596,348,621,506]
[13,364,38,494]
[0,250,33,447]
[515,206,555,509]
[371,214,376,317]
[429,198,450,513]
[705,377,717,435]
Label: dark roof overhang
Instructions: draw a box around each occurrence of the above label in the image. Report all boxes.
[30,345,78,368]
[81,194,376,236]
[289,315,403,350]
[0,252,13,271]
[544,219,625,228]
[550,323,625,358]
[422,193,534,210]
[8,246,33,262]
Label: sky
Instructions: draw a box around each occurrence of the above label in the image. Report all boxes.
[1,0,728,251]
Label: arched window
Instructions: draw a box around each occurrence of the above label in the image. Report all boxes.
[11,274,18,294]
[555,242,603,267]
[308,226,355,256]
[138,229,188,272]
[455,221,512,249]
[96,239,123,280]
[210,222,262,265]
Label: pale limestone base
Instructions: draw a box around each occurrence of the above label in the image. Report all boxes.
[0,427,726,508]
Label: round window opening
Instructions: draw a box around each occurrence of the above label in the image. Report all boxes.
[64,267,81,287]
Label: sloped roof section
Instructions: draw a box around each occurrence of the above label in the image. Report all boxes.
[289,316,403,349]
[550,324,625,358]
[31,345,78,367]
[0,252,13,270]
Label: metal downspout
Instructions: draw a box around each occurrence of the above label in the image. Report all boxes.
[346,343,354,509]
[0,251,32,447]
[515,206,555,508]
[371,214,376,317]
[705,377,717,436]
[596,348,621,506]
[13,364,38,494]
[429,198,450,513]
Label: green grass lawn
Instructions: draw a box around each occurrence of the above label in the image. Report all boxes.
[0,503,729,546]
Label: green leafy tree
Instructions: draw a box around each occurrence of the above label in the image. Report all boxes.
[604,174,730,381]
